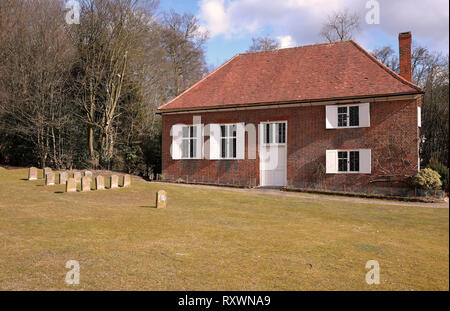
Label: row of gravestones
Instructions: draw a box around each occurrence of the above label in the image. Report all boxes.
[28,167,131,193]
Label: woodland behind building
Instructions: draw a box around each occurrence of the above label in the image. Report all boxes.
[0,0,208,176]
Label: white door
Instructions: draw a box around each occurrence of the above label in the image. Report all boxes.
[259,122,287,187]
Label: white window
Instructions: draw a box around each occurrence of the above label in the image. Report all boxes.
[326,149,371,174]
[338,150,360,172]
[326,103,370,129]
[338,106,359,127]
[220,124,237,159]
[208,123,245,160]
[262,122,286,145]
[181,125,197,159]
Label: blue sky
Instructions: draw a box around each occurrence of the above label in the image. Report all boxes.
[159,0,449,68]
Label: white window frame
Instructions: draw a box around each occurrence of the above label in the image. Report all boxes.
[261,121,287,146]
[337,150,361,174]
[337,105,360,128]
[181,125,199,159]
[326,149,371,174]
[326,102,370,129]
[220,123,237,160]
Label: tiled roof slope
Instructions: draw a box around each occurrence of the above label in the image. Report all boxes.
[158,40,422,112]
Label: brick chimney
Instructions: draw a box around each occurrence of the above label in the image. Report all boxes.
[398,32,412,81]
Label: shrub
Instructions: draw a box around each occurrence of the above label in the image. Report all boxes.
[426,158,449,191]
[414,168,442,190]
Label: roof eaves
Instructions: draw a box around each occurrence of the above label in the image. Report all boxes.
[156,91,422,114]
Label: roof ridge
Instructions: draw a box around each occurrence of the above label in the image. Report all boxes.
[239,40,350,56]
[349,40,423,93]
[157,54,241,110]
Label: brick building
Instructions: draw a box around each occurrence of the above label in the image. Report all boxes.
[157,32,423,193]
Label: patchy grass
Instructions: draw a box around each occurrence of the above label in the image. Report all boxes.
[0,167,448,290]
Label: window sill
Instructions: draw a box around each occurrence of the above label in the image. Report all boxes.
[261,143,287,147]
[327,172,370,174]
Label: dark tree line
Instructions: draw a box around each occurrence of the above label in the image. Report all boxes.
[0,0,208,176]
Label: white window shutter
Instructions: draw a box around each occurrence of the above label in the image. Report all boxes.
[258,123,264,146]
[209,124,221,160]
[236,122,245,159]
[325,106,338,129]
[195,123,203,159]
[359,102,370,127]
[417,106,421,127]
[170,124,183,160]
[359,149,371,174]
[326,150,338,173]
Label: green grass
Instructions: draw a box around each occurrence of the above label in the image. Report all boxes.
[0,167,448,290]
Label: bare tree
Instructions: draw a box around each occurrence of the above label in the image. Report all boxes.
[160,10,208,97]
[372,44,449,167]
[0,0,208,174]
[320,9,360,42]
[371,46,399,72]
[0,0,75,168]
[247,36,280,52]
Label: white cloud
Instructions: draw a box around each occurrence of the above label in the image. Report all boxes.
[198,0,449,53]
[199,0,229,37]
[277,35,296,48]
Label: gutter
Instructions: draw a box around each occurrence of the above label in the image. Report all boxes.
[156,91,423,115]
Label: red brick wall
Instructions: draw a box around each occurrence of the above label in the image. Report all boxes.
[161,98,420,190]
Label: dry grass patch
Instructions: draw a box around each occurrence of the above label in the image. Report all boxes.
[0,167,448,290]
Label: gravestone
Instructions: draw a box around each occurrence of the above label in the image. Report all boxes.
[44,167,52,176]
[45,172,55,186]
[155,190,167,208]
[95,175,105,190]
[66,178,76,192]
[28,167,38,180]
[110,175,118,189]
[59,172,68,185]
[73,172,82,183]
[84,171,93,177]
[81,176,91,192]
[122,174,131,187]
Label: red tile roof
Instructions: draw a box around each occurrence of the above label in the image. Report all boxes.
[158,40,422,112]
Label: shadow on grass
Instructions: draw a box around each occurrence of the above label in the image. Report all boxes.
[139,205,158,209]
[54,191,64,194]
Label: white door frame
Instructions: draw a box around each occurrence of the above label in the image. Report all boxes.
[259,121,287,187]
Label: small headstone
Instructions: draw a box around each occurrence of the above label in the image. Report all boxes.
[73,172,82,183]
[122,174,131,187]
[45,172,55,186]
[59,172,68,185]
[156,190,167,208]
[66,178,76,192]
[110,175,118,189]
[95,175,105,190]
[81,176,91,192]
[84,171,93,177]
[28,167,38,180]
[44,167,52,176]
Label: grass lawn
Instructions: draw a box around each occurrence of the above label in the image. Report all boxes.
[0,167,448,290]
